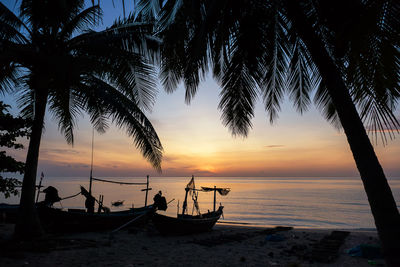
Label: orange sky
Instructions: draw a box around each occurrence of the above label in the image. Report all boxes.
[14,78,397,178]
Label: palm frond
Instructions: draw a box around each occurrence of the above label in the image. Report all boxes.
[16,84,35,121]
[218,58,258,137]
[341,0,400,142]
[214,1,271,136]
[0,2,31,36]
[70,32,158,112]
[70,17,160,65]
[48,88,83,145]
[136,0,163,21]
[76,75,163,171]
[20,0,85,31]
[286,39,314,114]
[313,78,342,130]
[261,7,290,123]
[158,15,186,93]
[0,62,20,94]
[157,0,183,31]
[60,5,101,40]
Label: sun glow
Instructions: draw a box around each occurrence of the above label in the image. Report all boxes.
[26,78,400,178]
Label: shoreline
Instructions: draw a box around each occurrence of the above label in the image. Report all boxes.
[217,221,378,232]
[0,223,384,266]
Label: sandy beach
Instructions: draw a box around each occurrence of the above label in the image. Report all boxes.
[0,222,385,267]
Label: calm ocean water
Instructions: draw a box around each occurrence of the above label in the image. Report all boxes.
[2,176,400,229]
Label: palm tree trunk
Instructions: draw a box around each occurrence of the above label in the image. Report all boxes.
[285,1,400,266]
[14,89,47,239]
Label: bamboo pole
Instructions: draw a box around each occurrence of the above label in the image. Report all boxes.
[182,188,189,215]
[145,175,149,206]
[213,185,216,212]
[89,128,94,195]
[35,172,44,203]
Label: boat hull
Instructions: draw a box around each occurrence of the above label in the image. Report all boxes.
[37,205,154,232]
[0,203,19,223]
[152,206,223,234]
[0,204,154,232]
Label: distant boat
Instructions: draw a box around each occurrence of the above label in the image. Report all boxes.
[152,176,230,234]
[111,200,124,207]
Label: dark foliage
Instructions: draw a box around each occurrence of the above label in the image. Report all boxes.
[0,101,30,198]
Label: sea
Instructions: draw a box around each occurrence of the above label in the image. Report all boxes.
[2,176,400,230]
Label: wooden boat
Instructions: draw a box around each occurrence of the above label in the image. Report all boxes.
[152,206,223,234]
[0,202,154,232]
[34,133,156,233]
[111,200,124,207]
[0,203,19,223]
[1,134,157,233]
[36,204,154,233]
[152,176,230,234]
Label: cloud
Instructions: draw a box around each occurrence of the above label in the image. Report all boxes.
[192,169,217,176]
[162,154,181,163]
[41,148,80,155]
[63,163,89,169]
[264,145,285,148]
[365,118,400,133]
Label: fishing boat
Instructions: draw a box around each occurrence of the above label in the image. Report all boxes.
[152,176,230,234]
[35,173,157,233]
[0,203,19,223]
[34,131,157,233]
[111,200,124,207]
[1,131,158,233]
[1,184,155,233]
[36,204,153,233]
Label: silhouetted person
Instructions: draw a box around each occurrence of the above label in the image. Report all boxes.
[80,186,95,213]
[153,190,162,203]
[40,186,61,207]
[153,191,167,211]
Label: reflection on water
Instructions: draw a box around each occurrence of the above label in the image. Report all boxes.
[2,177,399,229]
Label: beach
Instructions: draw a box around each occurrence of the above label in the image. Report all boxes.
[0,223,384,267]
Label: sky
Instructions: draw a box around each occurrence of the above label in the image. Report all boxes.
[1,0,400,178]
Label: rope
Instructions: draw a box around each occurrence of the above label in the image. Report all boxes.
[110,212,147,234]
[92,177,147,185]
[61,191,81,200]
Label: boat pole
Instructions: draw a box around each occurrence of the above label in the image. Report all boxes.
[35,172,44,203]
[145,175,149,206]
[89,128,94,195]
[182,188,189,215]
[213,185,216,212]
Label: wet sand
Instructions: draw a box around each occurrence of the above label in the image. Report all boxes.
[0,223,384,266]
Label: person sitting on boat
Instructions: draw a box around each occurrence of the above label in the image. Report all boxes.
[80,186,95,213]
[38,186,62,207]
[84,194,95,213]
[153,191,167,211]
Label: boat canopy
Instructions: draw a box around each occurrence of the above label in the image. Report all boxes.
[201,187,230,196]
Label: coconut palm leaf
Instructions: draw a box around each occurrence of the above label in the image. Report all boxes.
[60,5,101,39]
[76,76,163,170]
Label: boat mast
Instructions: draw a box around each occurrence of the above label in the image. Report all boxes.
[213,185,216,212]
[35,172,44,203]
[182,188,189,215]
[182,175,193,215]
[145,175,149,206]
[89,128,94,195]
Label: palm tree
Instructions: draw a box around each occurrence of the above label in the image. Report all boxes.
[0,0,163,239]
[136,0,400,265]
